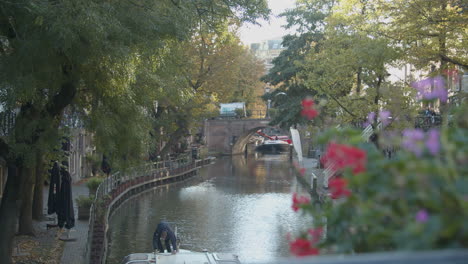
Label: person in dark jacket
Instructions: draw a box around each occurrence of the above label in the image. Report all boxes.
[153,222,178,254]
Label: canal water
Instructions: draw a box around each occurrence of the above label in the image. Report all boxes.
[106,154,312,263]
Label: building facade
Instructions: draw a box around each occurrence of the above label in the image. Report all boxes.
[250,38,285,73]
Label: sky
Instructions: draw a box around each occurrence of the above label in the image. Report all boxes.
[239,0,297,45]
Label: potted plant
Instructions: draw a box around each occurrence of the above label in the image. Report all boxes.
[86,177,104,196]
[76,195,94,220]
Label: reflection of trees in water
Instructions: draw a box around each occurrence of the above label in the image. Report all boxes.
[107,157,301,263]
[206,155,292,194]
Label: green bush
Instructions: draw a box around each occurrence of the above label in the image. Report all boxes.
[86,177,104,196]
[234,108,245,118]
[292,103,468,255]
[76,195,94,208]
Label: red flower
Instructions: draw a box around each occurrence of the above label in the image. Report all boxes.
[299,167,306,176]
[322,142,367,174]
[308,227,323,244]
[329,178,352,199]
[301,98,318,120]
[302,98,314,108]
[292,193,310,212]
[290,238,320,257]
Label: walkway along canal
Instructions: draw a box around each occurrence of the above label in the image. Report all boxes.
[105,154,312,264]
[85,155,216,264]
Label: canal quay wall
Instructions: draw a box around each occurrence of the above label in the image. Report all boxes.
[83,157,215,264]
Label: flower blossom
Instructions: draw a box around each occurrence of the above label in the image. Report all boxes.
[299,167,306,176]
[322,143,367,175]
[292,193,310,212]
[416,209,429,223]
[364,110,391,127]
[411,76,447,103]
[308,227,324,244]
[402,129,440,156]
[289,238,319,257]
[379,110,391,126]
[301,98,318,120]
[329,178,352,199]
[426,129,440,155]
[402,129,425,157]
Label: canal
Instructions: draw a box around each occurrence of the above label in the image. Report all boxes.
[106,154,312,263]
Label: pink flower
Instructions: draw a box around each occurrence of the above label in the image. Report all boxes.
[426,129,440,155]
[292,193,310,212]
[402,129,425,157]
[322,143,367,175]
[379,110,391,126]
[402,129,440,156]
[365,110,391,127]
[301,98,318,120]
[290,238,320,257]
[411,76,447,103]
[329,178,352,199]
[416,209,429,223]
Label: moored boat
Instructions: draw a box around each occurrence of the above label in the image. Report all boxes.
[255,137,292,154]
[121,249,241,264]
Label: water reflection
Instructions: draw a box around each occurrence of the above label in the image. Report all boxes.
[107,155,311,264]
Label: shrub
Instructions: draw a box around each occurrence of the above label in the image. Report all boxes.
[76,195,94,208]
[290,97,468,256]
[86,177,104,196]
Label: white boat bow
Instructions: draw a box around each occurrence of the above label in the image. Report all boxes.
[122,249,241,264]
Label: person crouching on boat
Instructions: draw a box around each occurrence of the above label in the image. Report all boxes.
[153,222,178,254]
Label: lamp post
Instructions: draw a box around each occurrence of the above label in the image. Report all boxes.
[267,99,271,118]
[265,83,271,118]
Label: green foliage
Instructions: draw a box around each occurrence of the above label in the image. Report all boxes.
[86,177,104,196]
[234,108,245,118]
[264,0,466,129]
[298,103,468,253]
[0,0,269,166]
[76,195,94,209]
[378,0,468,70]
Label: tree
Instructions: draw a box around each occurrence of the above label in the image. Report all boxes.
[145,21,266,158]
[261,0,336,128]
[0,0,269,262]
[378,0,468,71]
[265,0,406,127]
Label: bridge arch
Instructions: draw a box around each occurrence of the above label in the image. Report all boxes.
[231,126,266,155]
[203,118,289,155]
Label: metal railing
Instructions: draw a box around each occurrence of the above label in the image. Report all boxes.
[415,115,442,130]
[85,154,211,264]
[217,109,268,119]
[0,110,17,136]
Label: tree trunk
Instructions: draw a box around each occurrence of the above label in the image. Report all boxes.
[356,67,362,95]
[438,0,447,72]
[158,127,189,157]
[32,152,45,220]
[374,75,383,105]
[18,165,35,236]
[0,164,21,264]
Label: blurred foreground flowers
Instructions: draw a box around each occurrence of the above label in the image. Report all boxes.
[290,97,468,256]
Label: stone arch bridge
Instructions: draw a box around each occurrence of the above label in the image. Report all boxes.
[203,118,283,155]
